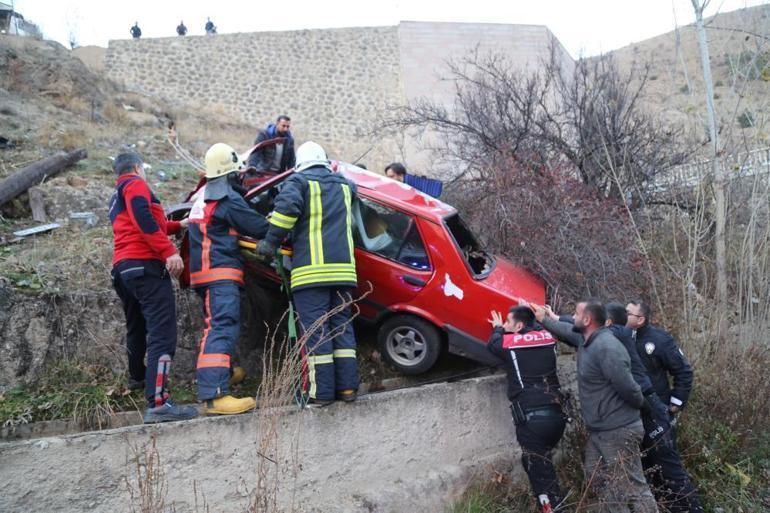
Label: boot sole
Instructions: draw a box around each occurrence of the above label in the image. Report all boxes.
[204,405,256,415]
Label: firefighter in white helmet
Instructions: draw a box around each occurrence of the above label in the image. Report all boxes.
[257,141,360,405]
[187,143,269,414]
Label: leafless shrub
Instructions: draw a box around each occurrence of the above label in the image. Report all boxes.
[125,433,173,513]
[247,288,370,513]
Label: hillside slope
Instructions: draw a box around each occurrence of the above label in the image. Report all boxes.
[608,4,770,154]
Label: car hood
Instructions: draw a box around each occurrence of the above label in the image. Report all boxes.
[482,256,546,304]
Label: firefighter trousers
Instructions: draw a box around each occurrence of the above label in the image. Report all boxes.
[194,281,240,401]
[293,286,359,401]
[641,394,703,513]
[111,259,176,407]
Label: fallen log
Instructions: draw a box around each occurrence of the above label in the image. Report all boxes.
[0,148,88,208]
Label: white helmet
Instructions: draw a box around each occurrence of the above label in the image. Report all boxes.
[204,143,241,179]
[295,141,329,173]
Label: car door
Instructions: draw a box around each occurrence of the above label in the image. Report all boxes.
[351,196,435,320]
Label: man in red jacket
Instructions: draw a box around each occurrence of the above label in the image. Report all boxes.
[109,152,197,423]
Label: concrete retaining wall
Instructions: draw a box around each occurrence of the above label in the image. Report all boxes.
[0,374,532,513]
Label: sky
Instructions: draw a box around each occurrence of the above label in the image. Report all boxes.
[10,0,770,58]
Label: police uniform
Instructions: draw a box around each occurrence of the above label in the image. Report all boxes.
[634,324,703,513]
[188,176,269,401]
[487,325,566,509]
[262,164,359,402]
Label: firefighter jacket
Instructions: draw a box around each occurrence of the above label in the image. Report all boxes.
[264,165,357,291]
[188,176,269,288]
[487,325,563,410]
[109,174,182,266]
[634,324,694,409]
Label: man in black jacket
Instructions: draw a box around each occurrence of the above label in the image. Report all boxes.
[626,301,702,512]
[246,115,296,176]
[487,306,566,513]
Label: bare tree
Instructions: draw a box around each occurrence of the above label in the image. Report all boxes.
[691,0,728,340]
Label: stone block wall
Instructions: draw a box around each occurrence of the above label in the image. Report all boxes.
[106,27,404,167]
[105,23,573,173]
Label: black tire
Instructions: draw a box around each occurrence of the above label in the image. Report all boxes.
[377,315,442,375]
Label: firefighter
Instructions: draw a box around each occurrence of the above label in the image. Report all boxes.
[256,141,359,405]
[109,152,197,423]
[487,306,566,512]
[626,301,703,513]
[188,143,269,414]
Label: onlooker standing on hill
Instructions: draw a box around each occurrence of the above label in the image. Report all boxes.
[109,152,197,424]
[246,115,296,177]
[176,21,187,36]
[487,306,567,513]
[205,17,217,34]
[130,22,142,39]
[626,300,702,512]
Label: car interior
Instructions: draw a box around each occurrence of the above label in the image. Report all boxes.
[444,214,494,277]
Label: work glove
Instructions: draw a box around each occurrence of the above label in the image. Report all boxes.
[256,239,276,258]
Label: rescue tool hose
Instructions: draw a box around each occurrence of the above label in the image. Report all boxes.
[238,239,306,407]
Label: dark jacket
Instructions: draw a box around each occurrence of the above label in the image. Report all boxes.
[634,324,694,408]
[555,323,643,432]
[109,174,181,266]
[264,166,357,291]
[487,325,563,409]
[546,317,655,396]
[188,176,269,288]
[246,124,296,172]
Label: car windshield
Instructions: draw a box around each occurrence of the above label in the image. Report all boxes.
[444,214,494,278]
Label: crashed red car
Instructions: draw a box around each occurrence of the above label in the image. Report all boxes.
[172,161,545,375]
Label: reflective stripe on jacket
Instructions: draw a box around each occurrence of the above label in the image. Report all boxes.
[264,166,357,291]
[188,178,269,288]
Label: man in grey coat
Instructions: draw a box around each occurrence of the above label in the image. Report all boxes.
[536,299,658,513]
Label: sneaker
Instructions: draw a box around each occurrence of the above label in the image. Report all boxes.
[337,389,357,403]
[204,395,256,415]
[128,378,145,390]
[143,400,198,424]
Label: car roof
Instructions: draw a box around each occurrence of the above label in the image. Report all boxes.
[332,161,456,223]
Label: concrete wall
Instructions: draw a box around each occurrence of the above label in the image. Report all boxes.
[0,374,526,513]
[105,22,573,173]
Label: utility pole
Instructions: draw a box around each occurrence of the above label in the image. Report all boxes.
[691,0,728,339]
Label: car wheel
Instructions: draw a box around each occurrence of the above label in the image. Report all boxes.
[378,315,441,375]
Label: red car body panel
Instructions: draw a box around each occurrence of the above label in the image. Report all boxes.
[236,161,545,365]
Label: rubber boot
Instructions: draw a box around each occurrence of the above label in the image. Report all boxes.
[337,389,357,402]
[229,366,246,386]
[204,395,256,415]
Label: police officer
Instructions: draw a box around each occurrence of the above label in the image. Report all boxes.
[257,141,359,405]
[487,306,566,513]
[109,152,197,423]
[188,143,269,415]
[626,300,703,513]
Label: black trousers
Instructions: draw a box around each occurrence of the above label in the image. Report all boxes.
[112,260,177,407]
[641,394,703,513]
[515,408,567,506]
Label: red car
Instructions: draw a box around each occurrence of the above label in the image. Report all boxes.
[173,161,545,375]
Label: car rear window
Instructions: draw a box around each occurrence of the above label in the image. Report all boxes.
[444,214,494,278]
